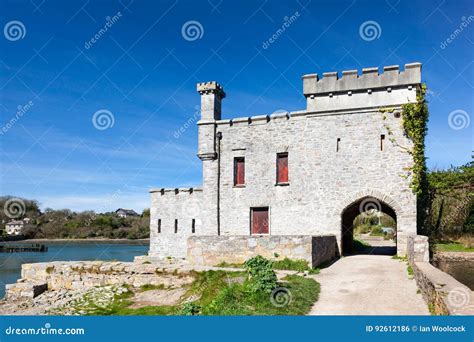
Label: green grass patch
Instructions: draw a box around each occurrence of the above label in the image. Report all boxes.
[392,255,408,261]
[73,266,319,316]
[436,242,474,252]
[199,274,319,315]
[217,257,320,273]
[407,264,414,277]
[272,258,309,272]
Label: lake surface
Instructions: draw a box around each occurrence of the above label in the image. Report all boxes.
[0,240,149,298]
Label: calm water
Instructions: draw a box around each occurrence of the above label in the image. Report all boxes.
[0,241,149,298]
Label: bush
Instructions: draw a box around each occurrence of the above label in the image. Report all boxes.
[244,255,277,294]
[178,302,201,316]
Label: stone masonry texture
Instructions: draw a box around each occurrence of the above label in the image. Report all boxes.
[149,63,422,260]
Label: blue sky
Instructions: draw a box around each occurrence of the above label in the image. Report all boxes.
[0,0,472,212]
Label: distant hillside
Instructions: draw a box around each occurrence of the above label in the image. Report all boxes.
[0,196,149,239]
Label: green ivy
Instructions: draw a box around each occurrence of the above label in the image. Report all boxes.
[401,84,429,196]
[401,84,430,234]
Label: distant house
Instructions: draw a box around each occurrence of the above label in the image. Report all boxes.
[115,208,139,218]
[5,220,24,235]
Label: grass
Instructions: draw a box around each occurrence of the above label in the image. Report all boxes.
[407,264,414,277]
[435,242,474,252]
[198,274,320,315]
[73,269,320,316]
[272,258,310,272]
[217,258,320,273]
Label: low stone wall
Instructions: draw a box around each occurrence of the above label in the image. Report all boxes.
[432,251,474,291]
[407,235,474,315]
[6,261,194,301]
[187,235,337,268]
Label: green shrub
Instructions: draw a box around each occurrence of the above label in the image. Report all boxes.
[244,255,277,294]
[178,302,201,316]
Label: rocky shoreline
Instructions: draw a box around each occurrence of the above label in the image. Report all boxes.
[0,257,242,315]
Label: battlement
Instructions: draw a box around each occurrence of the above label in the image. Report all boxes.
[149,188,203,194]
[303,62,421,96]
[302,63,421,112]
[197,81,226,98]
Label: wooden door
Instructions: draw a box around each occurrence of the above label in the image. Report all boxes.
[251,207,269,234]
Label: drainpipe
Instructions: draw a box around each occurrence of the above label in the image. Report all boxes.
[216,131,222,236]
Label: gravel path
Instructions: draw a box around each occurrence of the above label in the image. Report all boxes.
[309,254,429,315]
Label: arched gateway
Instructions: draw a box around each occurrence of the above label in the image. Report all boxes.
[340,196,398,255]
[148,63,421,263]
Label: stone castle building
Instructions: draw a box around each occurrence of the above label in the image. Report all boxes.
[149,63,422,264]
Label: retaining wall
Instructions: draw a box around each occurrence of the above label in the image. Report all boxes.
[187,235,338,268]
[407,235,473,315]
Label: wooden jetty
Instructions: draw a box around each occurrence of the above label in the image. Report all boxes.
[0,244,48,253]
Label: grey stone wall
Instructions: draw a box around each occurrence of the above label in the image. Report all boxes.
[211,107,416,255]
[149,63,421,258]
[6,261,194,300]
[149,188,203,258]
[187,235,337,268]
[407,235,474,315]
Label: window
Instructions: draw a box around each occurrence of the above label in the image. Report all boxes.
[234,157,245,186]
[174,219,178,233]
[158,219,161,233]
[276,153,288,184]
[192,219,196,234]
[380,134,385,151]
[251,207,269,235]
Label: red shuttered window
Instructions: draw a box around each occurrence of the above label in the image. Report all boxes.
[234,157,245,186]
[276,153,288,184]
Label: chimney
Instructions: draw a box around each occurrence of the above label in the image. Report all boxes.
[197,81,226,121]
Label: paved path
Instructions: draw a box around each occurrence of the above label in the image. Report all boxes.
[309,253,430,315]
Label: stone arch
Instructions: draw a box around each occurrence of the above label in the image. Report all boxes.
[337,190,401,255]
[334,189,403,218]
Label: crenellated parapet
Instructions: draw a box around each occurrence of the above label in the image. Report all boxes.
[197,81,226,98]
[149,188,203,194]
[303,63,422,111]
[303,63,421,96]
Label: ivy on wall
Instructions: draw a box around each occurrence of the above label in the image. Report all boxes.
[380,85,430,233]
[401,84,429,196]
